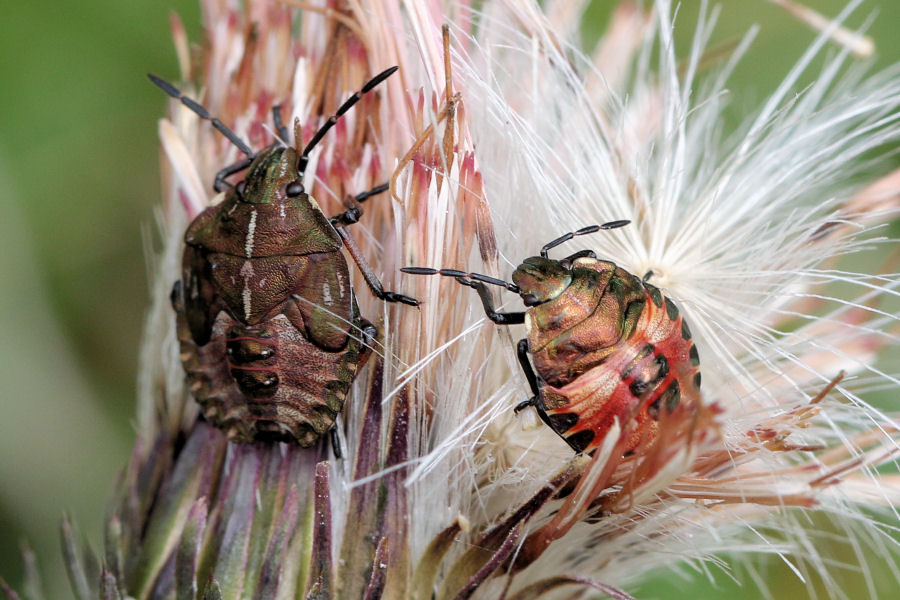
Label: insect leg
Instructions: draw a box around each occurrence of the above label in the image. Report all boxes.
[356,319,378,368]
[330,183,389,226]
[272,105,290,141]
[329,426,343,460]
[513,398,535,412]
[401,267,519,292]
[360,320,377,347]
[458,280,526,325]
[213,157,253,193]
[515,338,540,397]
[170,279,184,312]
[560,249,597,266]
[333,226,419,306]
[511,340,579,451]
[512,338,542,414]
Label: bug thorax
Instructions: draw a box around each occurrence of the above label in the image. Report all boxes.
[239,145,304,204]
[511,257,574,306]
[521,257,645,361]
[183,145,341,258]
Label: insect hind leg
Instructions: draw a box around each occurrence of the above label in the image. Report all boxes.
[329,425,343,459]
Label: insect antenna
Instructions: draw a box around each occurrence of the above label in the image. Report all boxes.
[353,183,389,204]
[296,65,399,177]
[400,267,520,293]
[539,220,630,258]
[147,74,253,157]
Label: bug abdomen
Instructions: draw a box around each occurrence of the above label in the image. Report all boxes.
[225,325,280,397]
[538,284,701,453]
[176,309,365,446]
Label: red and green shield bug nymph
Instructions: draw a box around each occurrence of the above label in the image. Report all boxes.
[402,223,701,454]
[150,67,418,451]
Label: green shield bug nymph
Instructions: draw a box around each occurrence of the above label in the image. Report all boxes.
[151,67,418,451]
[402,223,701,454]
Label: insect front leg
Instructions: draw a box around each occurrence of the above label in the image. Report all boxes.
[330,183,390,226]
[560,249,597,267]
[457,280,526,325]
[333,225,419,306]
[213,157,253,193]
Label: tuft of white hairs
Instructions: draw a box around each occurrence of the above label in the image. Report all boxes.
[397,0,900,594]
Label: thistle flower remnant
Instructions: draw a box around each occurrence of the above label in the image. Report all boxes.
[26,0,900,598]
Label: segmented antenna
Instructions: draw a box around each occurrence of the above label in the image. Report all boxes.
[402,221,631,289]
[296,65,399,177]
[354,183,389,204]
[540,220,630,257]
[147,74,254,157]
[400,267,520,293]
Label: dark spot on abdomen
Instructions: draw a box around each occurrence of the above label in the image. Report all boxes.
[681,317,692,340]
[566,430,595,453]
[644,283,663,307]
[664,297,679,321]
[230,368,279,397]
[547,412,579,434]
[648,379,680,420]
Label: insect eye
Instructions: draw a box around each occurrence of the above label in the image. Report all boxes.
[286,181,304,197]
[235,181,247,197]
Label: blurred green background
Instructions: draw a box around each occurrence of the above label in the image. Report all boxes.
[0,1,897,598]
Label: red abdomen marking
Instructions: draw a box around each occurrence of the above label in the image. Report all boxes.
[539,284,701,453]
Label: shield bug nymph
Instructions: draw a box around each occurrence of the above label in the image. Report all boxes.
[151,67,418,450]
[402,223,701,454]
